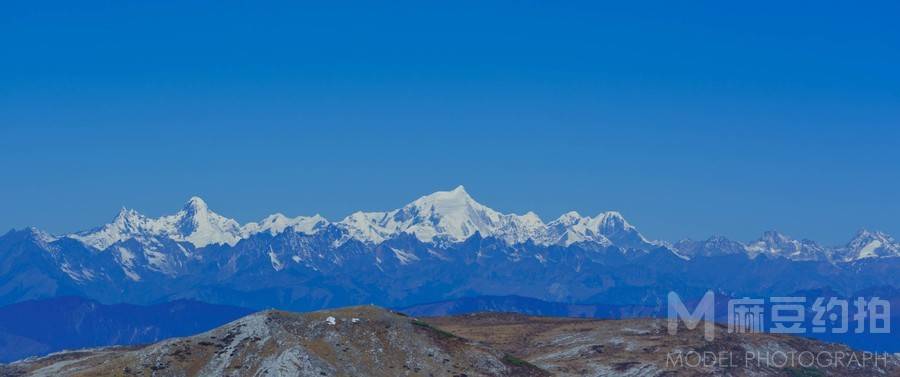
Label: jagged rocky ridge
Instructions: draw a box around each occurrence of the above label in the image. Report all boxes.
[1,187,899,311]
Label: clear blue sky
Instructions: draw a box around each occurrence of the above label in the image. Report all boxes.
[2,1,899,245]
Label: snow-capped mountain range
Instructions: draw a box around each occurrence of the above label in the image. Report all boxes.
[69,197,244,250]
[676,229,900,262]
[2,186,899,312]
[57,186,896,263]
[62,186,656,253]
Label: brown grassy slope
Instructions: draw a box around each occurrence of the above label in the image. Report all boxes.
[428,312,900,377]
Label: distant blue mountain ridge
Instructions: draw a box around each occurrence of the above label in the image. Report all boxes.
[3,221,897,312]
[0,296,254,363]
[1,188,898,359]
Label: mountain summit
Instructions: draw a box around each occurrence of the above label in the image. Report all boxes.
[2,188,899,314]
[67,187,652,250]
[839,229,900,261]
[746,230,829,261]
[171,196,244,247]
[339,185,546,244]
[70,196,243,249]
[47,187,900,262]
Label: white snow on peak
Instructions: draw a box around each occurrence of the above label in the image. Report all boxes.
[555,211,584,225]
[69,197,244,249]
[839,230,900,261]
[539,211,645,247]
[69,207,157,250]
[336,186,651,248]
[242,213,328,237]
[185,196,208,212]
[168,196,244,247]
[337,185,546,244]
[69,197,333,250]
[673,235,748,258]
[403,186,498,242]
[590,211,629,232]
[673,229,900,262]
[745,230,828,261]
[26,226,58,244]
[65,187,657,251]
[338,186,502,243]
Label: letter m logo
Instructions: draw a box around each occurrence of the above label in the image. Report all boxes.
[668,291,716,341]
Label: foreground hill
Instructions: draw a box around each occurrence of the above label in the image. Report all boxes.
[4,307,897,377]
[2,307,546,377]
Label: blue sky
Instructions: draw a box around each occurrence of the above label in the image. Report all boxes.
[2,1,899,244]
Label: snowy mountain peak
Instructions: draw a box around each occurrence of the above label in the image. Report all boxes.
[535,210,651,248]
[25,226,58,244]
[40,190,900,266]
[672,229,900,262]
[587,211,651,250]
[65,188,660,252]
[242,213,329,237]
[167,197,242,248]
[410,185,475,209]
[113,207,145,227]
[352,192,653,249]
[746,230,827,261]
[590,211,631,232]
[336,186,553,245]
[382,186,504,243]
[851,229,890,243]
[521,211,541,222]
[840,229,899,260]
[600,210,624,220]
[69,197,243,250]
[759,230,790,243]
[68,208,151,250]
[554,211,583,225]
[673,235,748,258]
[183,196,209,214]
